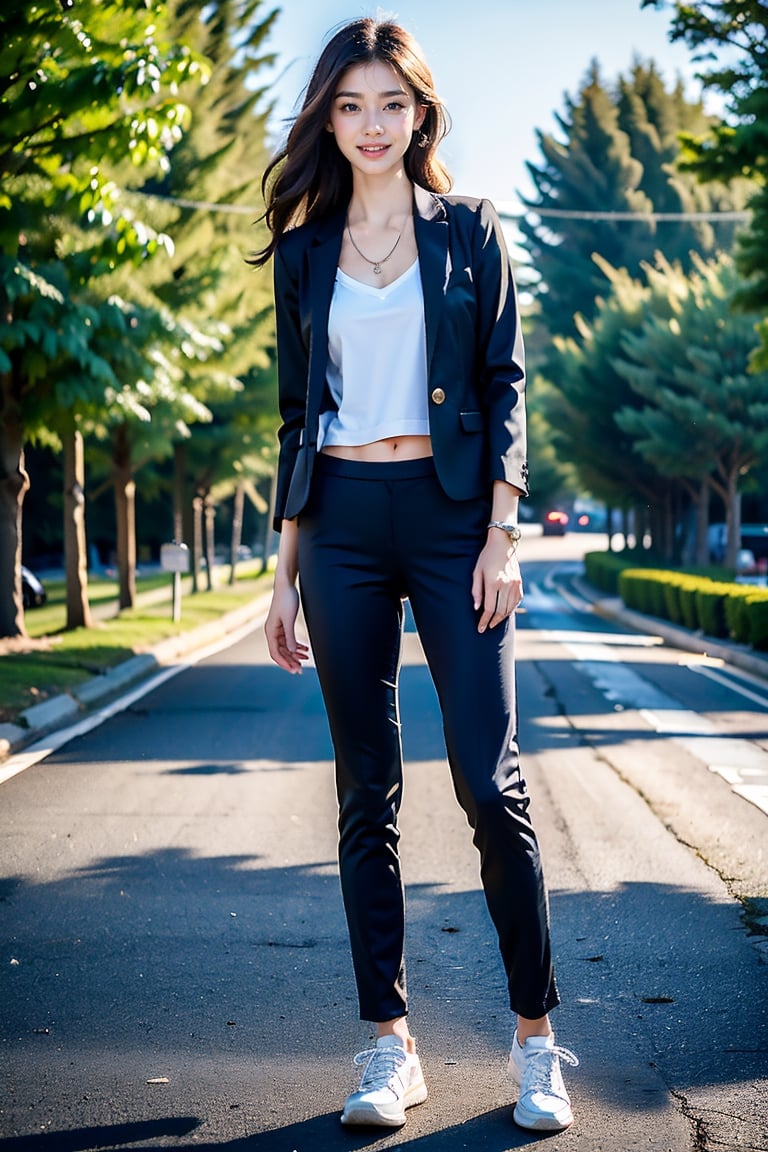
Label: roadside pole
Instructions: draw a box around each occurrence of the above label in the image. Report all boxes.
[160,542,190,623]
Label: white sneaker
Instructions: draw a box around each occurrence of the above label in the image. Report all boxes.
[340,1035,428,1127]
[508,1031,578,1131]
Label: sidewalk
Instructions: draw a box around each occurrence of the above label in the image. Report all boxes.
[2,575,767,765]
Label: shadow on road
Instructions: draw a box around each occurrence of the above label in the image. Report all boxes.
[0,1108,549,1151]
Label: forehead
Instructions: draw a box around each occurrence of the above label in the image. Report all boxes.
[335,59,412,96]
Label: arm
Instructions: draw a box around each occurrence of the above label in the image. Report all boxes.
[470,203,529,630]
[264,517,309,673]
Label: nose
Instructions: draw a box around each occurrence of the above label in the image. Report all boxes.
[364,115,384,136]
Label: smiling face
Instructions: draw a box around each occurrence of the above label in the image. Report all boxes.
[327,59,426,180]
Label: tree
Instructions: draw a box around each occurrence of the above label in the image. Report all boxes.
[614,253,768,568]
[545,258,675,553]
[0,0,204,637]
[106,0,278,600]
[641,1,768,367]
[518,57,749,341]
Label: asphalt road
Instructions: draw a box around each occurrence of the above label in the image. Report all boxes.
[1,532,767,1151]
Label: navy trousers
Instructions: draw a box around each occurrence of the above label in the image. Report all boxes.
[297,453,559,1022]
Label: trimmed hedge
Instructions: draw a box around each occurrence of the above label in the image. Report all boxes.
[748,596,768,649]
[613,565,768,650]
[584,549,659,596]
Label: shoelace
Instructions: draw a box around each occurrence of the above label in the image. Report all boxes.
[353,1045,407,1091]
[522,1045,579,1096]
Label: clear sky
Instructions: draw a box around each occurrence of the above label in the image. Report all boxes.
[261,0,705,209]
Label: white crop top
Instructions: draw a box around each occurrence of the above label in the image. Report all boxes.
[318,259,429,450]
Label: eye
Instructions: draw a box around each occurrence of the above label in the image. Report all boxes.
[385,100,406,111]
[337,101,359,113]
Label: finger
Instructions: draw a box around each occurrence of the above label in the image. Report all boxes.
[267,622,308,673]
[478,587,502,633]
[471,565,484,612]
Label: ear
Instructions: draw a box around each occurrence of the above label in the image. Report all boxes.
[414,104,427,131]
[326,122,334,133]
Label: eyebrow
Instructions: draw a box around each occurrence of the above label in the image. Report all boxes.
[334,89,407,98]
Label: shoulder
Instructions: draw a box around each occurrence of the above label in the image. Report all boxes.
[425,193,506,245]
[275,219,314,266]
[431,193,501,223]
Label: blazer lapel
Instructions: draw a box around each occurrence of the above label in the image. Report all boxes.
[413,186,449,374]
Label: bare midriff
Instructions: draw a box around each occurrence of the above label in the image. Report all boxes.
[321,434,433,462]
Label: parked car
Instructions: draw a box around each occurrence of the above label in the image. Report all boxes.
[542,510,569,536]
[21,566,47,609]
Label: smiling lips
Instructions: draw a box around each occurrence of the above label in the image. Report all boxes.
[359,144,389,156]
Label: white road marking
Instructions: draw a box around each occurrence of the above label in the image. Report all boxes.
[563,638,768,819]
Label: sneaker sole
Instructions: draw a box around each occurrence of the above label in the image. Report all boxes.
[513,1100,574,1132]
[340,1080,428,1127]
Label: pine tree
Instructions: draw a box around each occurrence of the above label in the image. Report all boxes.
[96,0,278,603]
[641,1,768,368]
[614,254,768,568]
[542,260,672,549]
[519,58,749,341]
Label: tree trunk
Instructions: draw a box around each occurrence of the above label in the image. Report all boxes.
[606,504,615,553]
[724,468,742,571]
[229,481,244,586]
[173,441,186,544]
[113,423,136,611]
[63,426,92,629]
[0,378,29,639]
[204,494,215,592]
[192,493,203,592]
[695,477,710,567]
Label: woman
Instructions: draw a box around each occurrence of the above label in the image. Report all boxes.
[252,17,577,1133]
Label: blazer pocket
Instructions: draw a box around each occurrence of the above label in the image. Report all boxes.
[460,410,484,432]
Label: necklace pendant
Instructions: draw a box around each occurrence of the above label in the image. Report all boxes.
[373,263,382,275]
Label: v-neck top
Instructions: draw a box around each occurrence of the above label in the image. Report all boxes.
[318,259,430,450]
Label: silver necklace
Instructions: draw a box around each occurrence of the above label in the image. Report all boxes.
[346,221,403,275]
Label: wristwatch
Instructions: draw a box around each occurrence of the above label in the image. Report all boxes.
[487,521,522,546]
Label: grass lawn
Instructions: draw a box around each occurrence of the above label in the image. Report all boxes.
[1,566,272,726]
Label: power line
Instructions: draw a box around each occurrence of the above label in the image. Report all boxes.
[129,188,750,225]
[502,206,751,223]
[129,190,261,217]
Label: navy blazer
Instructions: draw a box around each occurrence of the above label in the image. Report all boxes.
[272,184,528,528]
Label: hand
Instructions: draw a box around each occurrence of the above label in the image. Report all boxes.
[471,533,524,633]
[265,583,310,673]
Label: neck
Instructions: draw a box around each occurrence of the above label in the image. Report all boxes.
[347,169,413,227]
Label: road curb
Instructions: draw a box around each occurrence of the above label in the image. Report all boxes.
[587,588,768,681]
[0,589,274,763]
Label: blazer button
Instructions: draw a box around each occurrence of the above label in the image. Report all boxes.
[431,387,446,405]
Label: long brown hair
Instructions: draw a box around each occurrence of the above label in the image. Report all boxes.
[249,18,451,267]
